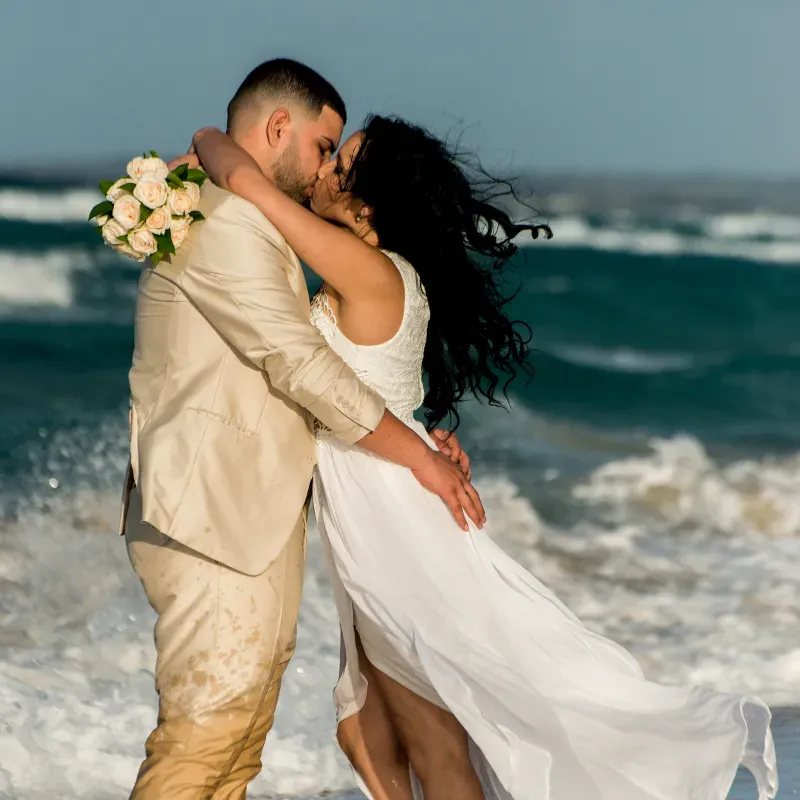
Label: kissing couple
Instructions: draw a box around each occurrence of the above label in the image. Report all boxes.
[120,58,777,799]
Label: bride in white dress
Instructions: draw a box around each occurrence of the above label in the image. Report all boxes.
[190,119,777,800]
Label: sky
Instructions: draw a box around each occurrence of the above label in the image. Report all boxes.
[1,0,798,175]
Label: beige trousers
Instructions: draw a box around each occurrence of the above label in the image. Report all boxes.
[125,487,306,799]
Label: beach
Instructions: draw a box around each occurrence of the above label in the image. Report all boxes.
[0,173,798,797]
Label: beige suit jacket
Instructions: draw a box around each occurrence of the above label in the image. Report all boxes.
[119,183,385,575]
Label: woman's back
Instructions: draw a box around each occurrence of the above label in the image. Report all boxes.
[310,250,430,427]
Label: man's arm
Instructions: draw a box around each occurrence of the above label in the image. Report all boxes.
[357,418,484,530]
[183,196,382,443]
[180,196,485,529]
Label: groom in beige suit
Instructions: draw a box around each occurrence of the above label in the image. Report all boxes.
[121,59,482,798]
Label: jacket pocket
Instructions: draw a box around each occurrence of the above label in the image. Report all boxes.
[185,407,257,437]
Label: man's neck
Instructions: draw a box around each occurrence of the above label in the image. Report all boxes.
[229,127,276,180]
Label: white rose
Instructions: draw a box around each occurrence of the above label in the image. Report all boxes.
[127,157,147,181]
[134,173,170,210]
[141,157,169,178]
[186,181,201,209]
[112,194,141,231]
[128,225,158,256]
[168,182,200,215]
[127,156,169,181]
[101,219,144,261]
[170,215,192,248]
[96,214,110,226]
[145,205,171,235]
[106,177,134,202]
[101,218,128,246]
[114,240,146,262]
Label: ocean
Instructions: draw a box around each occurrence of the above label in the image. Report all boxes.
[0,172,797,798]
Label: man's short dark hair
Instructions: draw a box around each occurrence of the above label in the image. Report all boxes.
[227,58,346,131]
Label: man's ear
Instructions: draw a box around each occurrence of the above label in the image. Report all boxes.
[265,108,291,148]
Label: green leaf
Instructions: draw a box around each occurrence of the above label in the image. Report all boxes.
[173,163,189,179]
[88,200,113,221]
[151,252,165,267]
[166,172,185,189]
[155,232,176,256]
[149,150,159,158]
[189,210,205,222]
[117,233,129,244]
[139,205,151,223]
[99,179,115,195]
[121,182,136,193]
[186,168,208,187]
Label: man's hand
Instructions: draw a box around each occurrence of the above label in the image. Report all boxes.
[431,429,471,480]
[410,448,485,532]
[358,412,485,531]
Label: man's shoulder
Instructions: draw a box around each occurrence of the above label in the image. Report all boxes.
[201,182,287,248]
[154,183,293,277]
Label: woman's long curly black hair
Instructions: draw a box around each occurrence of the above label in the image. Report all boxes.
[341,115,552,431]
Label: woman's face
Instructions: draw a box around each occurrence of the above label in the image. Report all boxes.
[309,131,365,229]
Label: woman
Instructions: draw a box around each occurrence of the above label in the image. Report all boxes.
[183,116,777,800]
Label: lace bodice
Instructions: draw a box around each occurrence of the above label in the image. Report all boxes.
[310,250,429,429]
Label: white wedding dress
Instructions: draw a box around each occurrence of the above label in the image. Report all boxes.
[310,250,778,800]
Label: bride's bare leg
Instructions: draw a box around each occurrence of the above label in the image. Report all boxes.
[336,635,414,800]
[368,666,483,800]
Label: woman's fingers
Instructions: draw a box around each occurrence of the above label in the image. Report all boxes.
[462,479,486,524]
[167,154,200,171]
[432,437,452,457]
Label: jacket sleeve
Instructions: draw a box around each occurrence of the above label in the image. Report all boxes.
[180,195,385,444]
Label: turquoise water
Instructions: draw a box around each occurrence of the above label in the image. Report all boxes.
[0,175,797,797]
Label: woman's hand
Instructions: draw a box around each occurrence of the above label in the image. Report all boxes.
[167,128,266,195]
[410,447,485,531]
[167,153,200,172]
[167,129,203,172]
[431,429,471,480]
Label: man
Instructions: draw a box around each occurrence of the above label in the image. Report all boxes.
[121,58,483,798]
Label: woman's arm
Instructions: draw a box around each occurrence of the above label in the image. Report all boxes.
[191,128,399,301]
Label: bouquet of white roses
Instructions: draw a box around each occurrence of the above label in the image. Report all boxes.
[88,151,207,266]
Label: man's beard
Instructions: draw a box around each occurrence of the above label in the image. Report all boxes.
[273,139,311,203]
